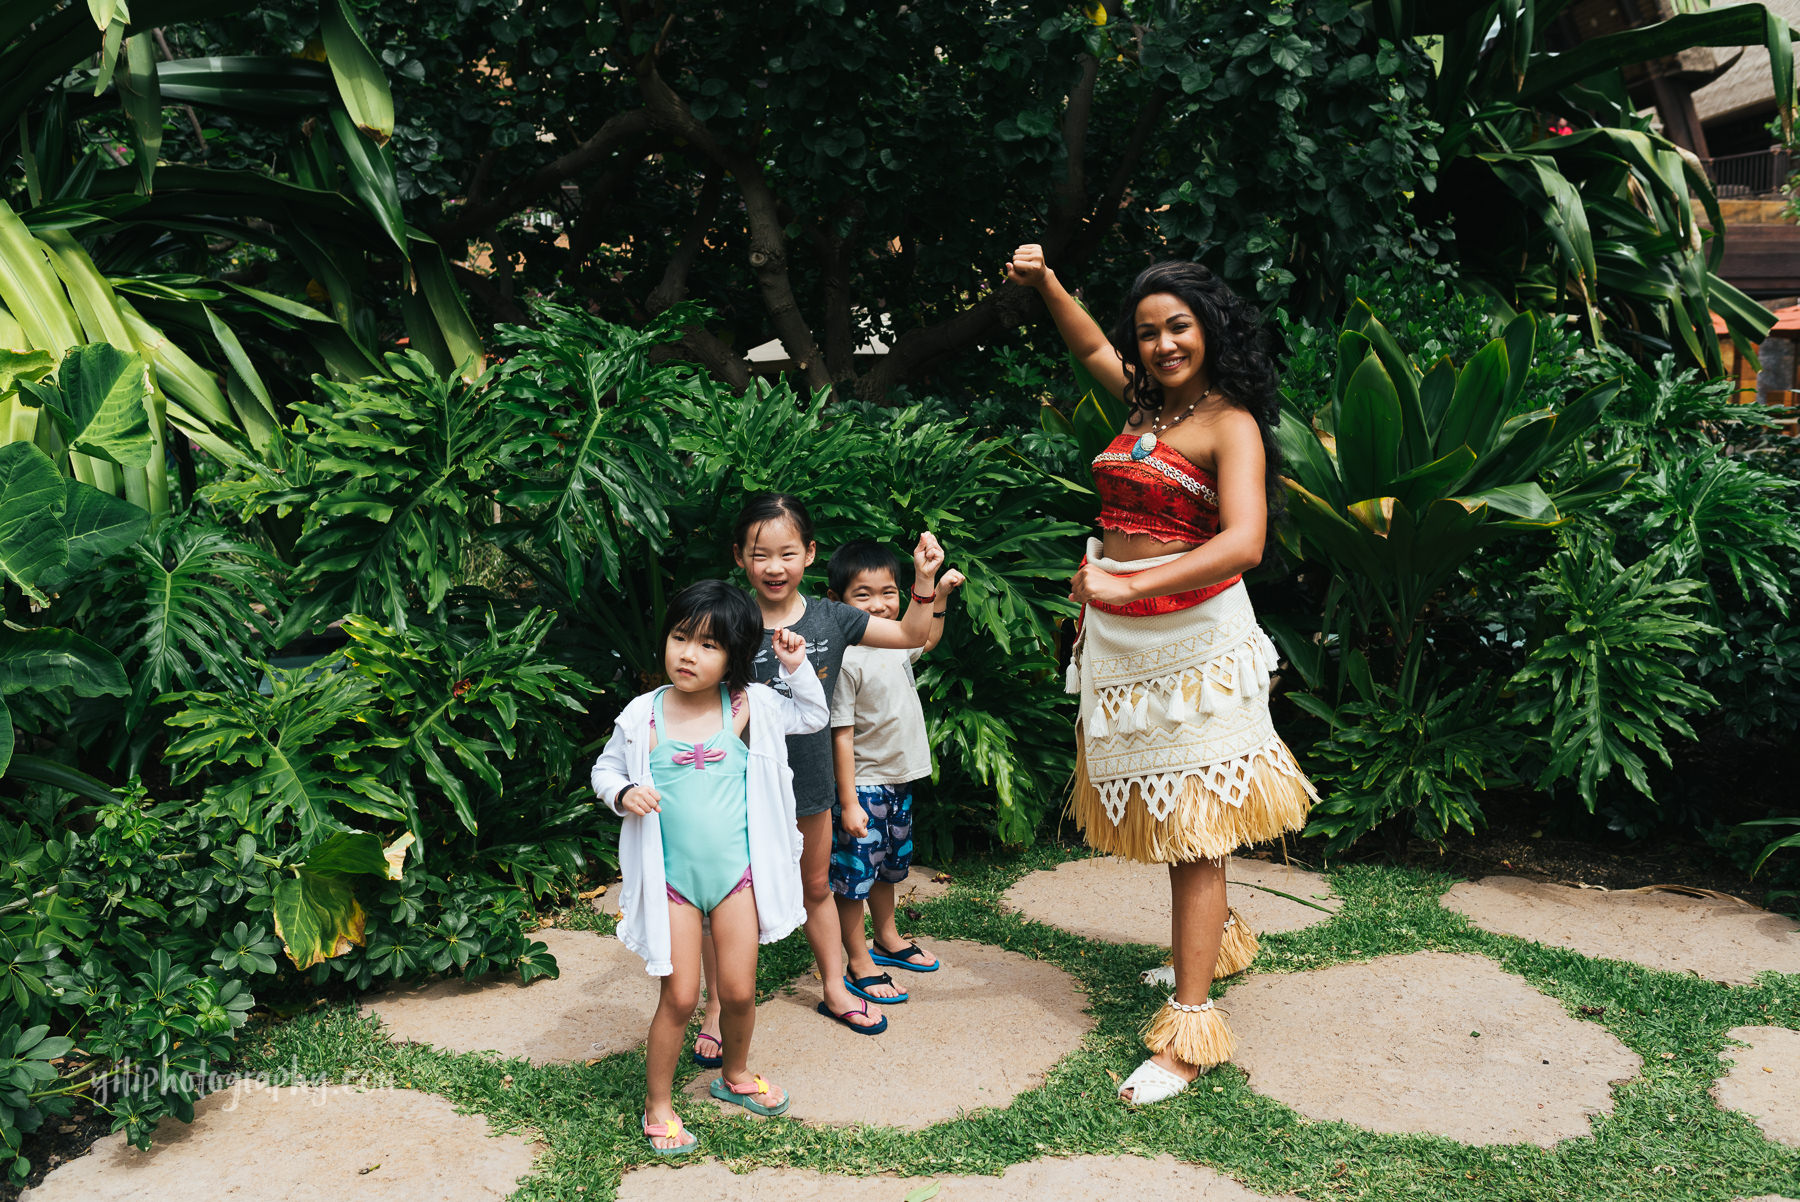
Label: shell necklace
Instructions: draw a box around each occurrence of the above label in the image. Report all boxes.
[1129,388,1217,461]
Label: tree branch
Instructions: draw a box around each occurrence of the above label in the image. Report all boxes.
[812,204,863,381]
[152,28,207,159]
[1047,51,1100,247]
[647,165,723,314]
[435,108,656,241]
[637,60,833,395]
[1071,85,1171,263]
[564,155,646,271]
[853,283,1040,402]
[651,325,752,392]
[453,262,529,326]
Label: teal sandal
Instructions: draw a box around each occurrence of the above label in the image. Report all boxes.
[709,1073,791,1116]
[642,1112,700,1155]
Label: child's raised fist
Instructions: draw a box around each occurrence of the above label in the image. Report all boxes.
[771,626,809,672]
[912,532,944,586]
[936,568,966,597]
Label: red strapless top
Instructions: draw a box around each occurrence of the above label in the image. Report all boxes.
[1093,432,1223,544]
[1084,432,1240,617]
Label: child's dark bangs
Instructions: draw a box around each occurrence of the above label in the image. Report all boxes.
[670,612,721,645]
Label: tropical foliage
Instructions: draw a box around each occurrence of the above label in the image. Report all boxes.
[4,0,1800,1181]
[1399,0,1792,372]
[1270,276,1800,859]
[0,0,481,509]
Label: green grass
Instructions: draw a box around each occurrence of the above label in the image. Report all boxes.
[230,842,1800,1201]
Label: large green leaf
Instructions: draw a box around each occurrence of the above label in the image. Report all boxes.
[1436,338,1508,455]
[0,199,83,353]
[319,0,394,141]
[299,830,391,877]
[1454,482,1559,523]
[120,32,162,194]
[39,477,148,592]
[1345,303,1428,464]
[3,752,115,802]
[328,106,406,256]
[1070,389,1126,463]
[270,829,405,969]
[1487,155,1598,296]
[271,868,365,971]
[0,626,127,698]
[1387,445,1478,512]
[1520,6,1795,135]
[1336,353,1404,502]
[1273,400,1343,506]
[0,441,68,603]
[1417,356,1458,442]
[0,349,54,398]
[0,695,12,777]
[409,233,484,377]
[43,343,154,468]
[153,55,334,113]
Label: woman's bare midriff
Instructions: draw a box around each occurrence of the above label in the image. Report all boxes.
[1101,529,1200,564]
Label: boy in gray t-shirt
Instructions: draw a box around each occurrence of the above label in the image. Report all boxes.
[826,542,964,1000]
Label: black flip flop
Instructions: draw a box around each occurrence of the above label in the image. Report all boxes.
[870,941,940,973]
[691,1031,723,1068]
[843,972,908,1004]
[816,999,888,1035]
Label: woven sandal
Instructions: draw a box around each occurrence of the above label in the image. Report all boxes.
[1118,1058,1193,1107]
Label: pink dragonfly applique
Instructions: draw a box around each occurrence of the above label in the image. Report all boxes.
[671,743,727,771]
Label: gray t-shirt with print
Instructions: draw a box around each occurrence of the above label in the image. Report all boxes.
[752,594,871,816]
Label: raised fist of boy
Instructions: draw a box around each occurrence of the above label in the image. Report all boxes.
[912,532,944,588]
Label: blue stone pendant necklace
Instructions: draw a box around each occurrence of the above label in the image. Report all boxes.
[1129,389,1214,461]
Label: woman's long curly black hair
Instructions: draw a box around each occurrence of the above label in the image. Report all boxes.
[1107,261,1285,515]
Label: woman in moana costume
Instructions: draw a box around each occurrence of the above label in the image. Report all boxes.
[1005,245,1317,1105]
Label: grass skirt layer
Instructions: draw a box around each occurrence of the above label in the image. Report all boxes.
[1216,906,1258,977]
[1072,732,1315,863]
[1143,999,1237,1068]
[1067,569,1317,864]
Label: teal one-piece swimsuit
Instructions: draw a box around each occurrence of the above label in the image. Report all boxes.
[651,685,752,912]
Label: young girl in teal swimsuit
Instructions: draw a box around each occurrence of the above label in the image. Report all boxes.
[591,580,828,1153]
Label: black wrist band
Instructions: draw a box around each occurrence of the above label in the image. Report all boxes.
[933,610,947,617]
[614,783,637,808]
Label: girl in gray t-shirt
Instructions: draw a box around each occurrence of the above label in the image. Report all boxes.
[685,493,944,1055]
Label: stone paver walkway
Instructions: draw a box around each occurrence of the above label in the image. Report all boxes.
[1222,950,1641,1146]
[21,1084,537,1201]
[1003,855,1336,947]
[1713,1026,1800,1147]
[683,937,1091,1129]
[1442,876,1800,985]
[618,1154,1300,1200]
[359,928,660,1063]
